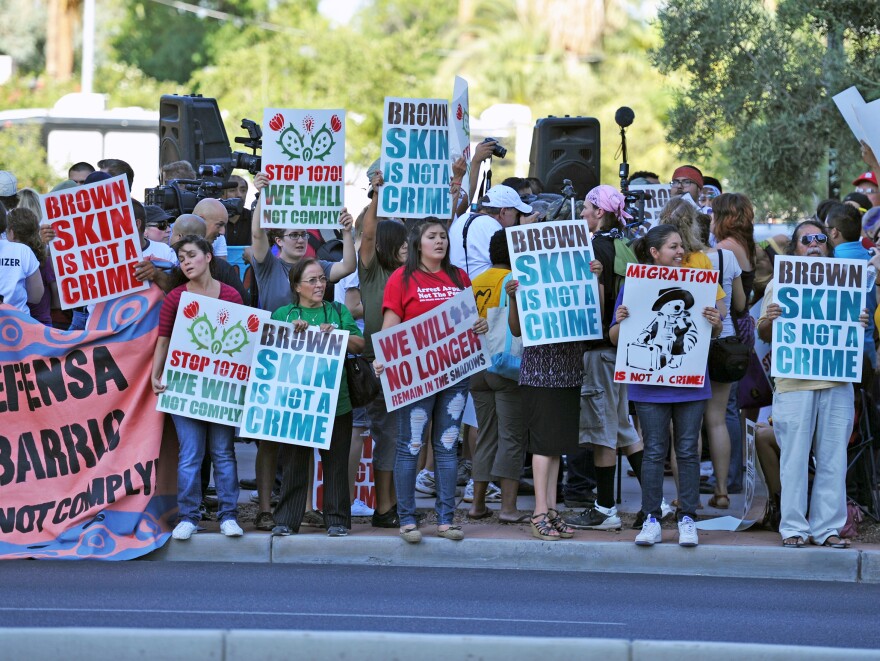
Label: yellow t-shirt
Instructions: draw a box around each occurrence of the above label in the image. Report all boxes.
[471,267,510,318]
[684,251,726,301]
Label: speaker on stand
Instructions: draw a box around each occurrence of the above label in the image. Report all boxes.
[158,94,233,175]
[528,116,600,201]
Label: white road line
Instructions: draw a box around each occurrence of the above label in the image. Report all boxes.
[0,607,625,626]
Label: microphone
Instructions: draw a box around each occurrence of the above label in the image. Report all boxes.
[615,106,635,128]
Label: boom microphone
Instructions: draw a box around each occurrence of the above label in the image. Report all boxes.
[615,106,635,128]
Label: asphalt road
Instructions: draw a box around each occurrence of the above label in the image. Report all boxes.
[0,561,877,650]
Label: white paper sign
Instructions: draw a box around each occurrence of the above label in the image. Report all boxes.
[506,220,603,347]
[628,183,674,227]
[613,264,718,387]
[771,256,866,383]
[260,108,345,229]
[450,77,471,177]
[373,289,489,412]
[157,293,270,425]
[241,320,349,449]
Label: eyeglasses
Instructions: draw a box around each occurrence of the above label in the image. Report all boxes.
[147,221,169,230]
[302,276,327,286]
[671,178,695,188]
[856,186,877,194]
[285,232,308,241]
[799,233,828,245]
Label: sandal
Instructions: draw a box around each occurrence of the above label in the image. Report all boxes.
[437,525,464,541]
[708,494,730,509]
[813,535,851,549]
[547,508,574,538]
[782,536,805,548]
[254,511,276,531]
[530,513,560,541]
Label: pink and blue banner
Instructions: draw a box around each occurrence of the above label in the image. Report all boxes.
[0,286,176,560]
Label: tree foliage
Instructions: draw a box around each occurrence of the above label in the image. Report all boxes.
[653,0,880,217]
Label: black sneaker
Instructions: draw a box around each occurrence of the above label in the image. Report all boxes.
[632,510,646,530]
[371,505,400,528]
[327,525,349,537]
[563,505,621,530]
[239,478,257,490]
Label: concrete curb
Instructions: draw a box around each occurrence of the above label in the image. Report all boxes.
[1,628,876,661]
[141,534,876,583]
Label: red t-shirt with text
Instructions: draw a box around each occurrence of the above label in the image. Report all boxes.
[382,267,471,322]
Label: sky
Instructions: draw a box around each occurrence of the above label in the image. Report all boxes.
[317,0,365,26]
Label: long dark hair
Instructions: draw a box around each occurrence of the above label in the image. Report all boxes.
[171,235,216,286]
[403,217,465,289]
[376,219,408,272]
[633,224,682,265]
[7,208,44,264]
[713,192,756,268]
[288,257,322,304]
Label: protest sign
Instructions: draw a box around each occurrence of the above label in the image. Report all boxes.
[771,256,866,382]
[450,77,471,177]
[241,321,349,449]
[613,263,718,387]
[373,289,489,412]
[379,97,451,219]
[832,86,880,159]
[628,183,674,227]
[506,220,602,347]
[157,293,270,426]
[0,288,176,560]
[260,108,345,229]
[312,435,375,511]
[42,174,148,309]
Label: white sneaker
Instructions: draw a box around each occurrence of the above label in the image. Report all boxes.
[660,498,674,520]
[172,521,197,540]
[351,498,375,517]
[485,481,502,503]
[220,520,244,537]
[415,469,436,496]
[700,460,714,478]
[678,515,699,547]
[635,515,662,546]
[463,479,474,502]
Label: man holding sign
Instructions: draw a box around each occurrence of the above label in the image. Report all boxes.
[758,220,869,549]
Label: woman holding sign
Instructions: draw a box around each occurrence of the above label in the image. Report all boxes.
[151,235,244,541]
[376,218,488,544]
[611,225,723,548]
[269,258,365,537]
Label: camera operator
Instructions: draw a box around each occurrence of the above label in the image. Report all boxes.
[449,184,536,278]
[222,175,253,248]
[161,160,197,184]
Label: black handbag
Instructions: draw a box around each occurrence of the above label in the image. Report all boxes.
[345,353,381,408]
[707,249,751,383]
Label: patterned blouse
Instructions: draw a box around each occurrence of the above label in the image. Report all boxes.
[519,342,586,388]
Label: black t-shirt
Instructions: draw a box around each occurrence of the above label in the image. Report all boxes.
[225,208,253,247]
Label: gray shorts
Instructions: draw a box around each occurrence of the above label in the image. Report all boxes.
[579,347,640,450]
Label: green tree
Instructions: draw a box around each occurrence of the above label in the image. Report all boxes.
[653,0,880,217]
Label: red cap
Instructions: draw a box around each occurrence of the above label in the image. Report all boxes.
[853,171,878,187]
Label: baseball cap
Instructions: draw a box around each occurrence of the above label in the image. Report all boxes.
[484,184,532,213]
[84,171,113,184]
[0,171,18,196]
[852,171,878,187]
[145,205,174,225]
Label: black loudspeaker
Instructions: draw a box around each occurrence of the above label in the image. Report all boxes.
[528,116,600,200]
[158,94,233,173]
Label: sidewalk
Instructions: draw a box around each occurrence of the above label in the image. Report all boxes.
[146,443,880,583]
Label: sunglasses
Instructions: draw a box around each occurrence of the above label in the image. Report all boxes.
[147,221,169,230]
[799,233,827,245]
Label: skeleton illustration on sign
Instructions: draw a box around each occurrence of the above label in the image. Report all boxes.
[626,287,698,371]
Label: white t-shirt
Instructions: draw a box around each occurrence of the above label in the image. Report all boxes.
[334,267,364,332]
[143,239,178,269]
[708,248,743,339]
[0,240,39,313]
[448,212,502,279]
[212,235,228,258]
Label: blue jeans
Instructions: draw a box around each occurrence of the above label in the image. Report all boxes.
[171,414,240,524]
[634,399,706,520]
[68,309,89,331]
[394,381,468,527]
[726,382,743,492]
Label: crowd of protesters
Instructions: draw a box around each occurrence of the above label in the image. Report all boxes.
[3,136,879,551]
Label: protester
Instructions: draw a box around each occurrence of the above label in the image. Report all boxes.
[0,170,19,211]
[506,239,603,542]
[669,165,703,204]
[151,235,244,540]
[758,220,867,548]
[358,168,408,528]
[0,200,43,313]
[375,218,487,543]
[249,171,356,528]
[68,161,95,184]
[144,205,175,246]
[97,158,135,189]
[6,208,57,325]
[564,186,644,532]
[269,258,364,537]
[611,224,722,547]
[16,188,43,220]
[468,229,528,523]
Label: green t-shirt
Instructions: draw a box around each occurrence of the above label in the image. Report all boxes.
[270,301,363,416]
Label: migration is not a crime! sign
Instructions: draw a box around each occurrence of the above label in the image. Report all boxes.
[771,256,867,382]
[42,175,148,309]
